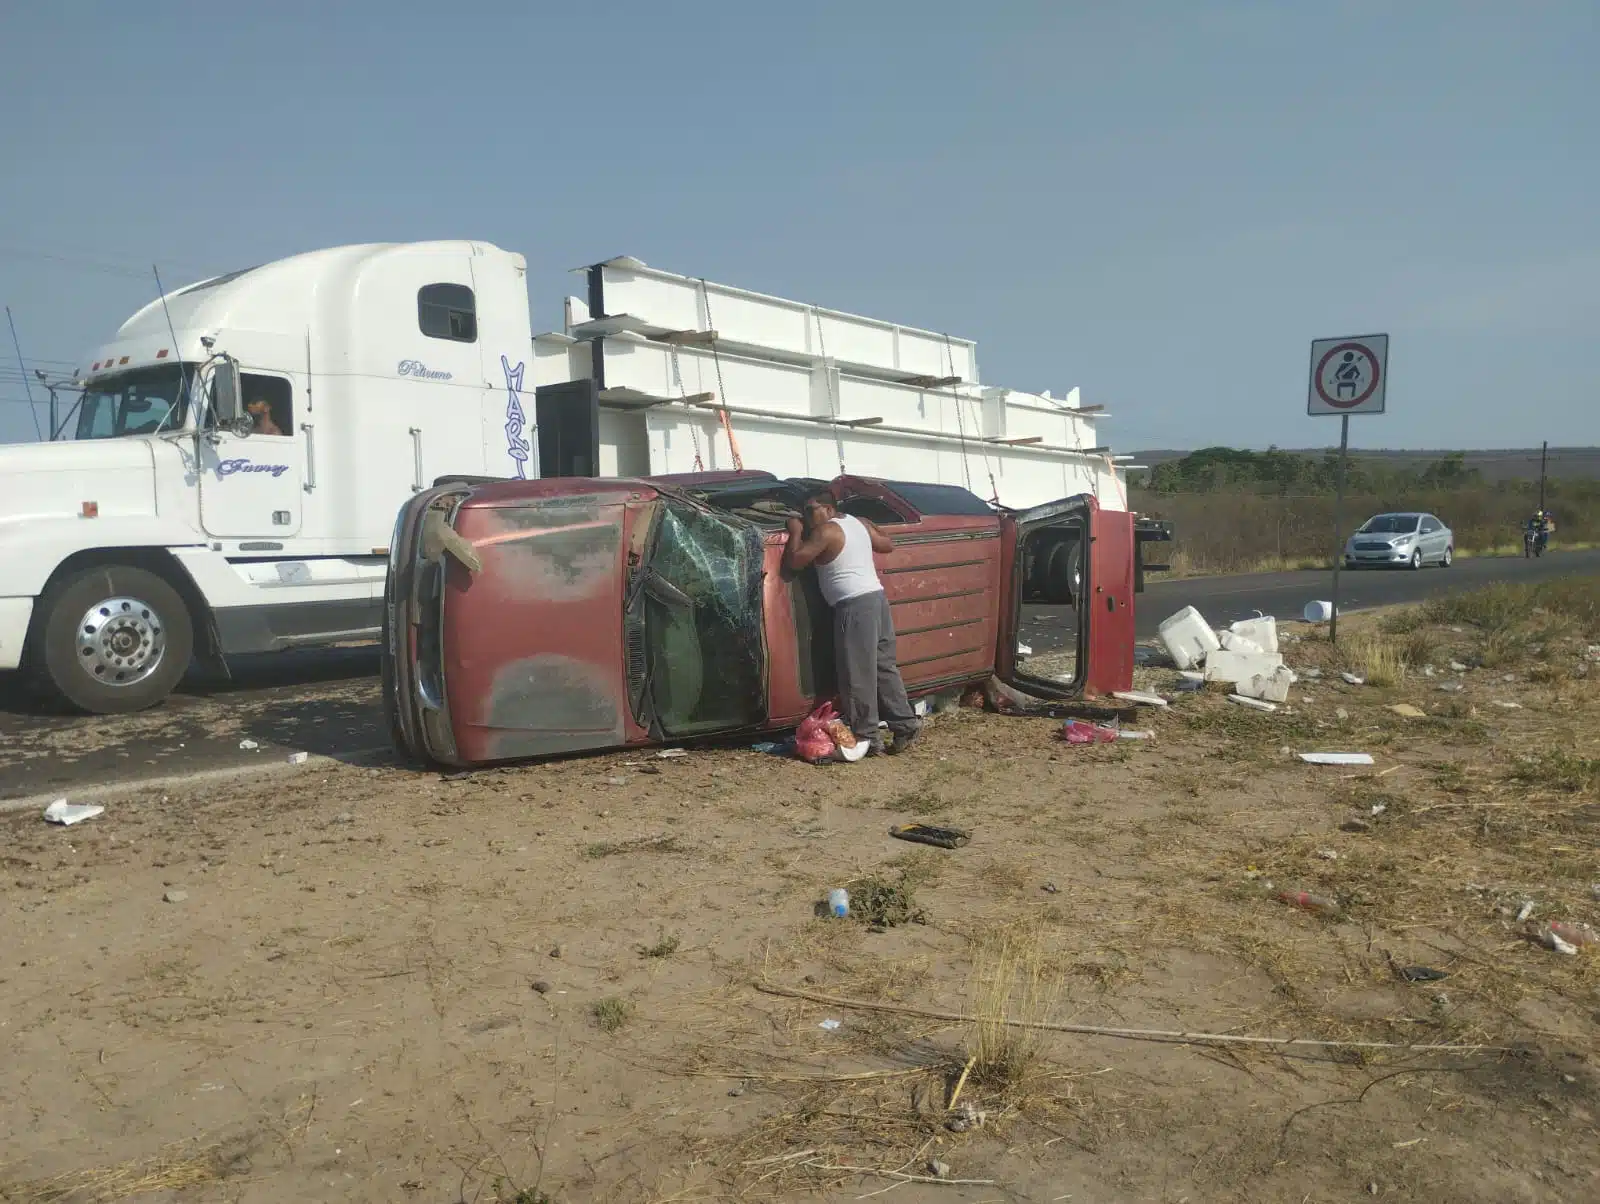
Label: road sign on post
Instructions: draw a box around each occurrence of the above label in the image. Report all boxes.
[1309,333,1389,643]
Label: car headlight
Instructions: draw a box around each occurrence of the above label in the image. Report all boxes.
[1393,535,1413,545]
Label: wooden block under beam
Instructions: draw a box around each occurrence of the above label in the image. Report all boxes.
[839,416,884,427]
[899,374,962,389]
[987,435,1043,445]
[652,329,719,346]
[1072,404,1106,413]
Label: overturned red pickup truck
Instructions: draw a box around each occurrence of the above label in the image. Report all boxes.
[383,472,1165,768]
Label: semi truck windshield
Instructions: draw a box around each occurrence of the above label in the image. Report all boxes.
[75,365,189,439]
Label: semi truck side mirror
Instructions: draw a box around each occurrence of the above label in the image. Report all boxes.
[208,359,253,438]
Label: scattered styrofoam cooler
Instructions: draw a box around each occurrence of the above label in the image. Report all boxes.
[1239,665,1295,703]
[1204,649,1286,685]
[1158,606,1221,671]
[1228,616,1278,654]
[1219,630,1265,655]
[1162,606,1293,700]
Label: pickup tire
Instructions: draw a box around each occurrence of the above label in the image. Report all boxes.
[33,564,195,714]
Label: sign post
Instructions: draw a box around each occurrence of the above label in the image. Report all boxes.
[1308,333,1388,644]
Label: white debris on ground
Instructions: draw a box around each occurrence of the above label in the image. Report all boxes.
[1159,608,1298,702]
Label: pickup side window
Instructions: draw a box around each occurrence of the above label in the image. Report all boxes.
[836,497,907,525]
[418,283,477,343]
[241,373,293,436]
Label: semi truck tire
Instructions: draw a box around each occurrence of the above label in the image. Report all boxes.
[1045,538,1083,605]
[33,564,195,714]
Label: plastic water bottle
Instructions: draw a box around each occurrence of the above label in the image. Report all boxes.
[1276,889,1339,917]
[828,888,850,918]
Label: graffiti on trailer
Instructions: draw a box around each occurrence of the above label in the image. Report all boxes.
[501,355,532,480]
[218,459,291,478]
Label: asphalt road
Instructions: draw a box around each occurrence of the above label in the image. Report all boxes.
[4,549,1596,803]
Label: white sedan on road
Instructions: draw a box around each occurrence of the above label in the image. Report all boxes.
[1344,512,1454,570]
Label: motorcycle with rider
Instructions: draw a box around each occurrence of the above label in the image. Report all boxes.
[1523,509,1555,558]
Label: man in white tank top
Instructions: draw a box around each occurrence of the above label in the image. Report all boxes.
[783,492,921,754]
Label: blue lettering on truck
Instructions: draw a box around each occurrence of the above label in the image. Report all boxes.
[501,355,532,479]
[218,459,291,478]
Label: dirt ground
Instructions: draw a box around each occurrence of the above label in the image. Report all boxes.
[2,593,1598,1203]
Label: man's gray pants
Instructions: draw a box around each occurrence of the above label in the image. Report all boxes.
[833,590,919,742]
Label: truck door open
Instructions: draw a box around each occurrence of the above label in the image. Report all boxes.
[996,495,1136,699]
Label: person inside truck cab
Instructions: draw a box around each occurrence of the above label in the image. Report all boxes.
[783,491,922,756]
[247,398,284,436]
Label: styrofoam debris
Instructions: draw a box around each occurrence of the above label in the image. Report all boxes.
[1492,700,1522,709]
[1449,661,1468,672]
[1016,643,1033,656]
[1229,615,1279,653]
[657,748,689,759]
[1116,729,1156,740]
[1437,681,1465,693]
[1205,649,1286,684]
[1315,848,1339,860]
[238,739,260,751]
[287,751,310,765]
[1301,667,1322,680]
[1219,630,1265,655]
[1237,665,1294,703]
[1299,752,1375,766]
[1112,690,1168,707]
[1340,672,1365,686]
[1157,606,1221,671]
[1227,694,1278,712]
[44,799,104,826]
[1304,600,1334,623]
[819,1018,842,1031]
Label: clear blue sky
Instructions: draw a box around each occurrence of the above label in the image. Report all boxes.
[2,1,1594,451]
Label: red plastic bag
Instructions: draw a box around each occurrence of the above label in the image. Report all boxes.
[794,702,840,763]
[1057,718,1118,745]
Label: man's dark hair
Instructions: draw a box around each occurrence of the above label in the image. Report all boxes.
[805,491,837,508]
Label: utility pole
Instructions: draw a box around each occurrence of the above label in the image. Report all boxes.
[1538,441,1548,513]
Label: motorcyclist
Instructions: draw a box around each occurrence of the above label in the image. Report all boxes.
[1525,509,1554,554]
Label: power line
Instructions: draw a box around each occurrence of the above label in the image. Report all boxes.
[0,243,218,282]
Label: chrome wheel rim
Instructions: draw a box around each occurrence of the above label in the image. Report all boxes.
[76,596,166,687]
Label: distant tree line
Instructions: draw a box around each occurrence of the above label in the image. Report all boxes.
[1138,447,1484,495]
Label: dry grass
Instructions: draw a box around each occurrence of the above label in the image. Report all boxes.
[1342,632,1408,686]
[1,1143,231,1203]
[964,921,1063,1094]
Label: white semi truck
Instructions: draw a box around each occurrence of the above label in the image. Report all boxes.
[0,240,1137,714]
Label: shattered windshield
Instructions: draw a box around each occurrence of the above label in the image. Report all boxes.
[75,365,190,439]
[644,500,766,736]
[1359,515,1419,534]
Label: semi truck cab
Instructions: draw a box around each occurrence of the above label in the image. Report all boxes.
[0,241,541,712]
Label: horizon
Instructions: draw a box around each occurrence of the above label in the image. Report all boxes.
[2,2,1595,450]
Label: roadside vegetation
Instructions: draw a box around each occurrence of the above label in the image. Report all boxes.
[1131,447,1599,576]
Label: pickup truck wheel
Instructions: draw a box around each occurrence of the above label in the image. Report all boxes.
[34,565,194,714]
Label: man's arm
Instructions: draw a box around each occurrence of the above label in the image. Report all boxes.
[860,518,895,554]
[784,518,843,572]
